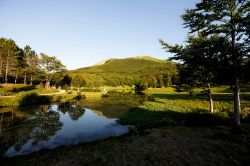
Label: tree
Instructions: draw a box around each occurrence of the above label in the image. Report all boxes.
[0,38,21,84]
[135,83,147,95]
[180,0,249,126]
[23,45,40,85]
[23,45,31,84]
[60,74,72,88]
[71,74,86,92]
[40,53,65,89]
[50,73,71,88]
[160,35,231,113]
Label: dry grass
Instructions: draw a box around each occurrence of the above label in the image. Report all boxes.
[1,126,249,166]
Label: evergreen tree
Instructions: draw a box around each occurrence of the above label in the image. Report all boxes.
[160,35,231,113]
[177,0,249,126]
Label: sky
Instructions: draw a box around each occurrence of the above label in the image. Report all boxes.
[0,0,199,70]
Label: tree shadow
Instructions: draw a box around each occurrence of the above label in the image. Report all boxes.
[151,93,250,102]
[120,107,231,129]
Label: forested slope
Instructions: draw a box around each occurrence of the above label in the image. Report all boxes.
[70,56,177,87]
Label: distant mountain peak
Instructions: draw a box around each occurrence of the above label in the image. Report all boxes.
[130,56,166,63]
[93,58,114,66]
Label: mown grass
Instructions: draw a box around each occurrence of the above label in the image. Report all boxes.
[0,92,52,107]
[0,92,81,107]
[0,84,57,96]
[145,85,250,95]
[120,87,250,129]
[119,101,231,129]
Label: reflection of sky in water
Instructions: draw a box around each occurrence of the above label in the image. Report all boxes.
[4,105,132,157]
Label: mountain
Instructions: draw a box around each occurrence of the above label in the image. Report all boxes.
[93,58,114,66]
[131,56,167,63]
[70,56,177,87]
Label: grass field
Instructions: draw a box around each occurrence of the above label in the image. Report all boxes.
[1,85,250,165]
[0,84,57,96]
[121,87,250,129]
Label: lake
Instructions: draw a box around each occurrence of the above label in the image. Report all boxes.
[0,93,144,158]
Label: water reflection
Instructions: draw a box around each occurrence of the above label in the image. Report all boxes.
[0,101,132,158]
[58,101,85,121]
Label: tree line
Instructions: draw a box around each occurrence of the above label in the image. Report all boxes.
[0,37,69,89]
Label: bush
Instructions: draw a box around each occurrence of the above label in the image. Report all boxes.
[135,83,146,95]
[147,96,156,101]
[18,92,51,106]
[101,94,109,98]
[67,90,73,94]
[74,94,86,100]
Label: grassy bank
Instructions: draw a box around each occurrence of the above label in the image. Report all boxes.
[0,84,57,96]
[0,84,100,107]
[0,92,87,107]
[1,125,250,166]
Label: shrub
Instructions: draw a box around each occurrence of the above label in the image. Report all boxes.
[74,94,86,100]
[18,92,51,106]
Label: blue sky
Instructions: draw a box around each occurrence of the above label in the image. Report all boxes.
[0,0,199,69]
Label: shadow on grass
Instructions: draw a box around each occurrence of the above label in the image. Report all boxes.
[18,93,51,106]
[119,107,231,129]
[151,93,250,102]
[10,85,36,93]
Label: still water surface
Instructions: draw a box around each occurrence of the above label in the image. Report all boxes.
[0,101,134,157]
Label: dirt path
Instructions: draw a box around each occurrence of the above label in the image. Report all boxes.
[39,90,66,96]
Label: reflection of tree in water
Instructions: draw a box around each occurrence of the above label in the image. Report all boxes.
[0,108,62,156]
[58,101,85,121]
[40,105,51,113]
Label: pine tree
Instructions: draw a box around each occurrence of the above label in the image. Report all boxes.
[181,0,249,126]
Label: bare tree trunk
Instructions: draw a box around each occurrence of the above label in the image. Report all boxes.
[15,71,18,84]
[233,77,241,127]
[45,75,50,90]
[231,21,241,127]
[5,50,9,84]
[0,56,2,80]
[207,83,214,113]
[45,81,50,90]
[30,76,33,85]
[24,73,27,84]
[0,113,3,135]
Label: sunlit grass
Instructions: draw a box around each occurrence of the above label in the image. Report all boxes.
[120,87,250,129]
[0,84,57,96]
[145,87,178,94]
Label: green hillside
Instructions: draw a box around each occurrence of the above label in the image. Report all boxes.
[131,56,167,63]
[70,56,177,87]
